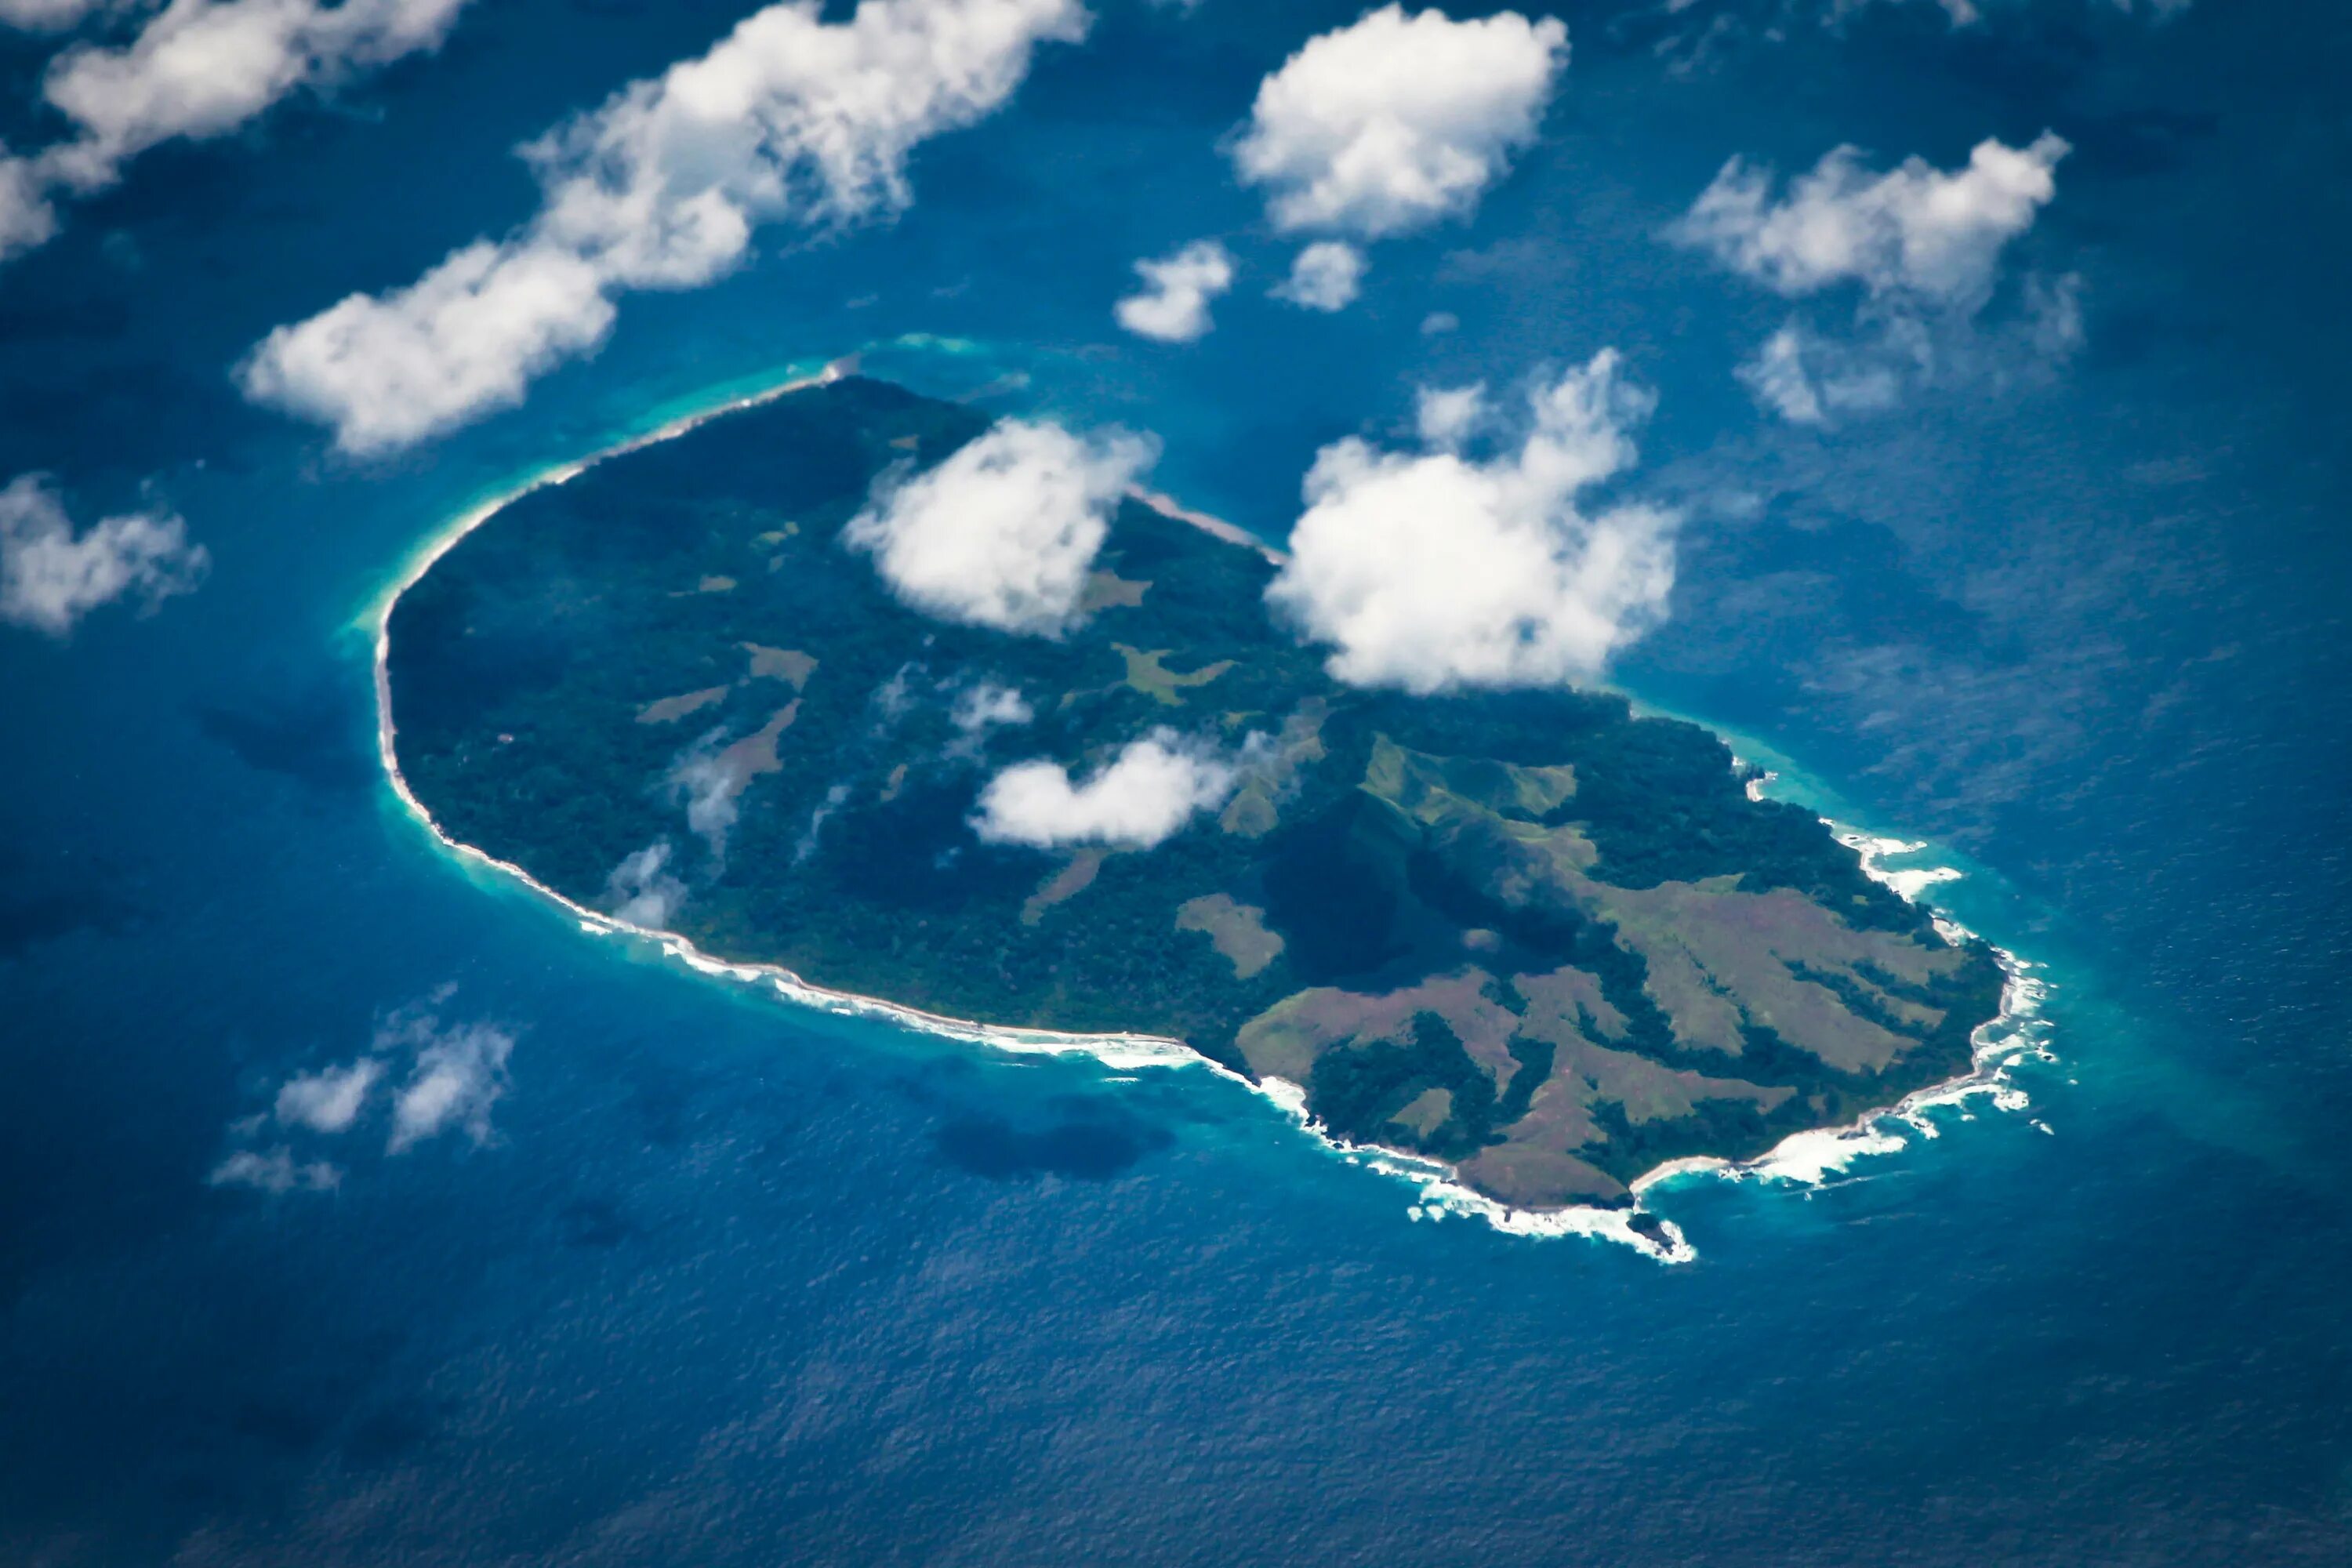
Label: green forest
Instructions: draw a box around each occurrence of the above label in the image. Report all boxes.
[388,376,2006,1210]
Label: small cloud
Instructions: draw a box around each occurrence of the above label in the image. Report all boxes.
[870,662,922,726]
[210,998,520,1190]
[0,474,207,637]
[274,1057,385,1135]
[1114,239,1234,342]
[666,730,753,859]
[1740,325,1824,424]
[1271,240,1364,312]
[604,839,687,927]
[209,1146,342,1195]
[1414,383,1488,449]
[943,679,1033,762]
[793,780,852,865]
[1419,310,1459,336]
[2025,270,2084,357]
[239,240,616,459]
[1671,132,2068,309]
[974,728,1241,849]
[1265,350,1676,693]
[387,1016,514,1153]
[1673,133,2072,419]
[842,418,1156,636]
[0,151,56,263]
[953,681,1034,733]
[0,0,107,30]
[1735,322,1900,424]
[1232,5,1567,240]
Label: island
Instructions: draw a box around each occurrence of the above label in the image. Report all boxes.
[384,376,2005,1214]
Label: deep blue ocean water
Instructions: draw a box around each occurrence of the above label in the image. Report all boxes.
[3,2,2349,1562]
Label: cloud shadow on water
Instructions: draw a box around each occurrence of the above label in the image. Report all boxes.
[198,684,377,795]
[932,1098,1174,1183]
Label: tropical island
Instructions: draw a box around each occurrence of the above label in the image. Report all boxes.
[384,376,2005,1215]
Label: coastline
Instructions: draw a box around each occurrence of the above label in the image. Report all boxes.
[368,371,2049,1266]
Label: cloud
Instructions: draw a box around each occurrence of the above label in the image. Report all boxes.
[668,731,753,857]
[274,1056,384,1134]
[1675,134,2072,423]
[842,417,1155,635]
[0,0,470,266]
[0,474,208,637]
[1271,240,1364,311]
[209,1146,342,1194]
[974,728,1239,848]
[0,150,58,263]
[1265,350,1677,693]
[943,680,1032,761]
[953,681,1034,732]
[387,1016,514,1152]
[605,839,688,927]
[1671,133,2068,308]
[2024,270,2084,356]
[1834,0,2189,24]
[209,1000,517,1188]
[39,0,470,191]
[242,0,1088,452]
[238,241,616,457]
[1735,323,1903,424]
[0,0,107,28]
[1414,382,1487,448]
[1231,5,1566,240]
[1114,239,1234,342]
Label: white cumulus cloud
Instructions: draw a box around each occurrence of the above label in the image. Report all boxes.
[274,1056,384,1134]
[39,0,471,191]
[241,0,1088,452]
[1414,382,1487,448]
[1114,239,1234,342]
[1231,4,1566,240]
[209,1000,517,1188]
[1265,350,1677,693]
[842,417,1155,636]
[0,474,208,637]
[239,241,615,457]
[387,1017,514,1153]
[974,728,1239,848]
[1676,133,2072,423]
[1271,239,1364,311]
[1671,132,2068,308]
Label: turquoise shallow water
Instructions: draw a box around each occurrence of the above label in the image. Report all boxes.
[3,2,2350,1562]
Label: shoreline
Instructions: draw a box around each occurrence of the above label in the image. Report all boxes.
[368,369,2049,1267]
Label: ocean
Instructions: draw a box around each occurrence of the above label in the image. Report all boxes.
[2,0,2347,1562]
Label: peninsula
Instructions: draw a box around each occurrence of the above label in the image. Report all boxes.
[384,377,2005,1213]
